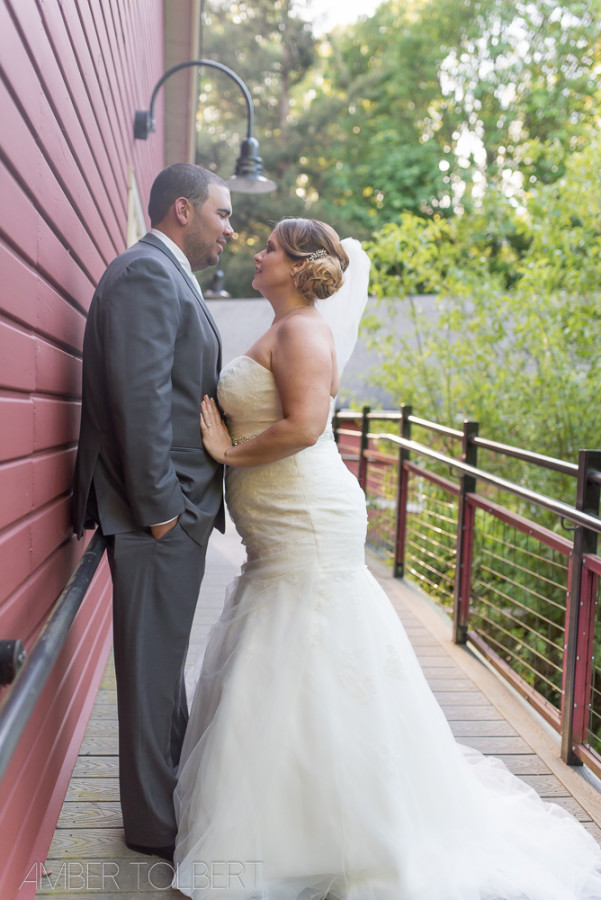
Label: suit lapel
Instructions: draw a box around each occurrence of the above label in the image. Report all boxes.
[179,268,223,353]
[139,234,223,356]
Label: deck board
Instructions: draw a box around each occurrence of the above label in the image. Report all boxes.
[66,779,120,802]
[35,525,601,898]
[438,704,503,720]
[449,719,519,738]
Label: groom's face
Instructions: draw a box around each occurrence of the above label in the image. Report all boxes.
[184,184,234,272]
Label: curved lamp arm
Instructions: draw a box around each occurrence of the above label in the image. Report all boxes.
[133,58,276,193]
[134,58,254,140]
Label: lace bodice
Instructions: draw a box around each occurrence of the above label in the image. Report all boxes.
[217,356,283,444]
[217,354,335,445]
[215,354,364,565]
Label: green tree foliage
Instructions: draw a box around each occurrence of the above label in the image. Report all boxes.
[299,0,601,223]
[194,0,601,296]
[438,0,601,187]
[365,128,601,478]
[288,1,452,230]
[194,0,316,293]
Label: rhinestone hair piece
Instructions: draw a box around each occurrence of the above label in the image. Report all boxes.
[308,248,327,261]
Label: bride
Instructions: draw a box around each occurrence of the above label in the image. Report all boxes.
[172,218,601,899]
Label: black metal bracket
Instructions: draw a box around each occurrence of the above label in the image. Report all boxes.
[561,516,577,532]
[0,640,26,686]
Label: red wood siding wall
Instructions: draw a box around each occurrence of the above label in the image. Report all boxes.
[0,1,165,895]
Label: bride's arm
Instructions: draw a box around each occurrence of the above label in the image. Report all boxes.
[201,316,333,467]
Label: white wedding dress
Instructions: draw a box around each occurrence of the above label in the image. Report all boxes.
[173,350,601,899]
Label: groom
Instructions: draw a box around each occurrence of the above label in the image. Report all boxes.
[72,164,233,860]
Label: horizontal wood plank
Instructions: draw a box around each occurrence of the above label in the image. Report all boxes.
[3,0,123,267]
[438,704,502,720]
[0,319,36,391]
[432,690,491,705]
[0,539,86,643]
[455,735,534,754]
[79,735,119,756]
[413,653,456,667]
[0,519,33,602]
[0,75,109,281]
[425,677,477,691]
[57,802,122,829]
[449,719,519,738]
[547,796,592,822]
[66,778,120,803]
[71,758,119,779]
[45,828,143,860]
[33,449,77,509]
[81,721,118,740]
[584,822,601,842]
[0,238,86,349]
[518,774,571,797]
[91,691,118,707]
[495,754,551,775]
[0,456,34,529]
[0,162,95,305]
[35,338,82,396]
[33,397,81,450]
[0,397,34,462]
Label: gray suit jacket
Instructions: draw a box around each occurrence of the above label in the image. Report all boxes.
[73,232,225,545]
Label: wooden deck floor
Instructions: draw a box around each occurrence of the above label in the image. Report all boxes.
[35,524,601,898]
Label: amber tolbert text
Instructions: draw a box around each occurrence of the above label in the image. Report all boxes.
[22,859,263,892]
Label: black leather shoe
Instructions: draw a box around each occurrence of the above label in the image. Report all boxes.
[125,841,175,864]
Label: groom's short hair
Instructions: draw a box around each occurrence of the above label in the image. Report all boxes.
[148,164,226,226]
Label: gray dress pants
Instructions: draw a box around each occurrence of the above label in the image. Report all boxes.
[107,522,208,846]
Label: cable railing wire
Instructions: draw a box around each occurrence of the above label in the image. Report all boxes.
[370,432,601,535]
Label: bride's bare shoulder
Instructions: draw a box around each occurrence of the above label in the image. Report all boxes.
[249,311,334,372]
[277,309,333,347]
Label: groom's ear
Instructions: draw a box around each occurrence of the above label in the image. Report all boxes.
[174,196,193,225]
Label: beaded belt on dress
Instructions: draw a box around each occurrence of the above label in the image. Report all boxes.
[231,429,335,446]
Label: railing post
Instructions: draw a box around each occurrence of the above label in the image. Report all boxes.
[394,404,412,578]
[357,405,370,491]
[452,419,479,644]
[561,449,601,765]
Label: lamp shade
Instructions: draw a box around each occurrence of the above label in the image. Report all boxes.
[227,137,277,194]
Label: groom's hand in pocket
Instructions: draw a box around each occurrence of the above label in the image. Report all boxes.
[150,516,179,540]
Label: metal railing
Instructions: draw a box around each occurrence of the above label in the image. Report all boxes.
[0,530,107,781]
[333,405,601,774]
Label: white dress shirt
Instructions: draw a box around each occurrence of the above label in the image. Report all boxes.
[150,228,202,296]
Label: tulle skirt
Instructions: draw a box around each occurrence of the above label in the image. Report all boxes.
[173,545,601,899]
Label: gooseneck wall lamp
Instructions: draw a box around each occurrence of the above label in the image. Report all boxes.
[134,59,277,194]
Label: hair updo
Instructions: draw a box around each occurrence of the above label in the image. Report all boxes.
[274,218,349,303]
